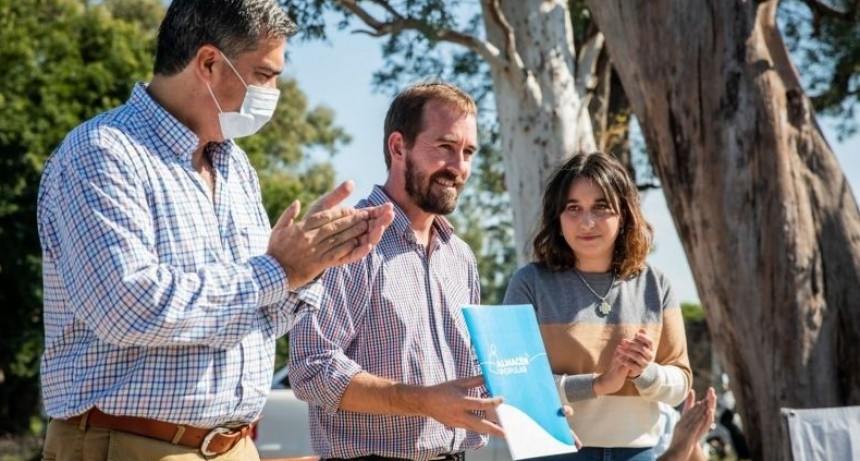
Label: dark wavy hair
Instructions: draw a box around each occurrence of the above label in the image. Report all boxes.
[532,152,652,278]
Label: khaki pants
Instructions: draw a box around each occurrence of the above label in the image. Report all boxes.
[42,418,261,461]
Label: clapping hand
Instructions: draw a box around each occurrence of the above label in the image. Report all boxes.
[617,328,655,379]
[593,351,630,396]
[267,180,394,290]
[662,387,716,461]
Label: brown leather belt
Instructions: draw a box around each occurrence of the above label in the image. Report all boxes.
[62,407,254,456]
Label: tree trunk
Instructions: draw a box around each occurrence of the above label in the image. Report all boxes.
[586,1,860,459]
[480,0,596,263]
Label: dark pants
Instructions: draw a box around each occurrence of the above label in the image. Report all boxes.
[324,453,465,461]
[543,446,655,461]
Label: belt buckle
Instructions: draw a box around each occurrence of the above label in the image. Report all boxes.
[200,426,232,457]
[430,454,460,461]
[448,453,464,461]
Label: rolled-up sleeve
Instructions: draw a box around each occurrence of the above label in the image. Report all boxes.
[259,276,323,340]
[288,262,368,414]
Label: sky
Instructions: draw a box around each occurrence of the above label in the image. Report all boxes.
[282,24,860,305]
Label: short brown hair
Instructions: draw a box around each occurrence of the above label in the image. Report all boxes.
[382,82,477,169]
[532,152,652,279]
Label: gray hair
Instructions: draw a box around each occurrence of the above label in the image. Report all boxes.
[154,0,297,75]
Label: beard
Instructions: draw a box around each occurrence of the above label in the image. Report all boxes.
[404,155,464,215]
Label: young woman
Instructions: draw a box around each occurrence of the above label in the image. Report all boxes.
[504,152,692,461]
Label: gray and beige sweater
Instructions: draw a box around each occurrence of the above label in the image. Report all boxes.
[503,263,691,449]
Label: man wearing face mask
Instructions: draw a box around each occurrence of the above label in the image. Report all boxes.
[288,83,505,461]
[36,0,394,460]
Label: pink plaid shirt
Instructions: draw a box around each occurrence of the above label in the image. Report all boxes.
[289,186,486,460]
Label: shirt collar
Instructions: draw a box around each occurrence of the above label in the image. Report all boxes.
[129,83,234,163]
[366,185,454,243]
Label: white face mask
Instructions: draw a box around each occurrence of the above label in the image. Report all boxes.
[207,51,280,139]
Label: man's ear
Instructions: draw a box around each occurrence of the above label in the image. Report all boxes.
[387,131,406,164]
[194,45,221,84]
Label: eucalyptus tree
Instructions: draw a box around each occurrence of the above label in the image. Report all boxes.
[587,2,860,457]
[282,1,860,458]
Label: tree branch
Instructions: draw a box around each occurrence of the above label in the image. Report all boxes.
[636,182,661,192]
[799,0,852,19]
[483,0,525,70]
[332,0,509,69]
[333,0,389,30]
[367,0,402,20]
[576,31,604,98]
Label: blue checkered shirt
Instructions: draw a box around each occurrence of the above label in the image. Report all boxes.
[38,83,320,427]
[289,186,486,460]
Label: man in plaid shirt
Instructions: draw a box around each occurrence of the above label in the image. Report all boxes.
[37,0,393,459]
[289,83,503,461]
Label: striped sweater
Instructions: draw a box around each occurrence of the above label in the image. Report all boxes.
[503,263,691,448]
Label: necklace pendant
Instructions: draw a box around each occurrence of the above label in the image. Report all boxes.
[599,301,612,315]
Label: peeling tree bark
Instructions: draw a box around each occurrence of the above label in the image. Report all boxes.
[586,1,860,458]
[302,0,860,456]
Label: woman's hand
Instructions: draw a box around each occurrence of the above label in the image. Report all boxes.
[559,406,583,449]
[592,352,630,395]
[617,328,655,379]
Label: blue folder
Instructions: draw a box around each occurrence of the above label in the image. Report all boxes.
[462,304,578,460]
